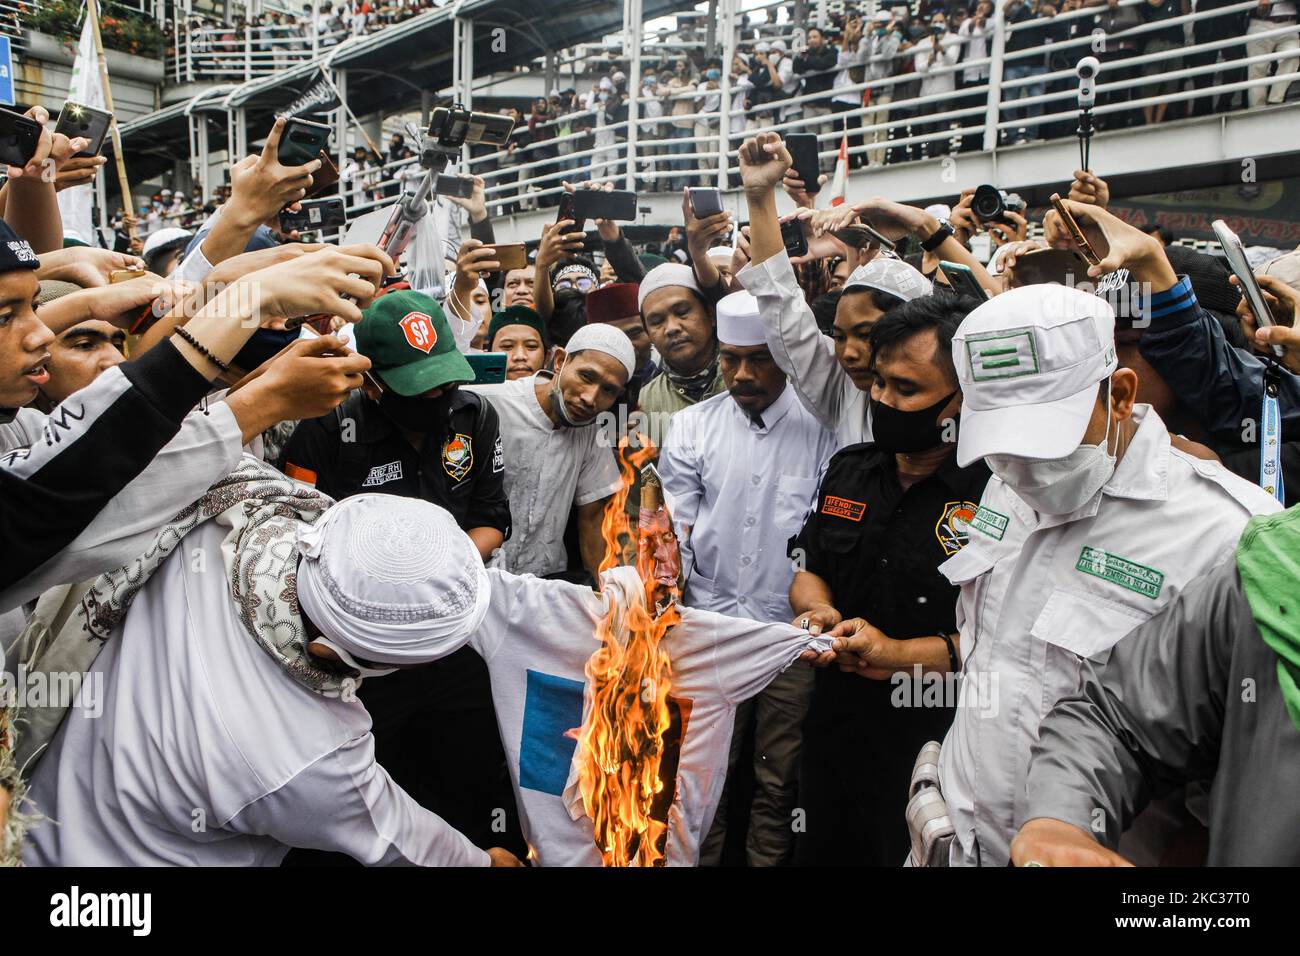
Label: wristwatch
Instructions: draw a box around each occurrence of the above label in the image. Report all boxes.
[921,218,955,252]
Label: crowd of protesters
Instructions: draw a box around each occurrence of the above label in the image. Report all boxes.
[2,0,1300,871]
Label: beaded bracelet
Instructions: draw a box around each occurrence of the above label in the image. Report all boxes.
[174,326,231,374]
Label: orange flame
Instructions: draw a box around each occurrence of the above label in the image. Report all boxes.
[575,435,680,866]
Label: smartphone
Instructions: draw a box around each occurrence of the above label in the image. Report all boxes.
[492,242,528,271]
[304,151,340,199]
[688,187,724,219]
[780,218,808,259]
[279,196,347,233]
[1049,193,1102,268]
[557,192,586,234]
[278,118,332,167]
[786,133,821,194]
[573,188,638,222]
[831,222,896,253]
[1006,247,1089,288]
[467,352,507,385]
[1214,218,1284,358]
[436,173,476,199]
[54,101,113,157]
[938,261,990,300]
[0,109,44,168]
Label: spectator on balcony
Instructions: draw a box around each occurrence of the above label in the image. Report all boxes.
[1088,0,1144,129]
[911,12,964,158]
[528,97,560,207]
[1001,0,1051,143]
[350,0,372,36]
[693,60,724,184]
[794,26,839,131]
[857,11,900,167]
[666,58,697,192]
[956,1,993,149]
[1186,0,1251,116]
[638,68,666,187]
[342,146,369,204]
[1140,0,1191,124]
[1246,0,1300,108]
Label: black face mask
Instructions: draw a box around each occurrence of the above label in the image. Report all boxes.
[378,388,453,437]
[870,390,958,454]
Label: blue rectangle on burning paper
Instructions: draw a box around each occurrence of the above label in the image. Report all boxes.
[519,669,584,796]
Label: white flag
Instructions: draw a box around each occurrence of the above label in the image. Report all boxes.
[822,129,848,209]
[56,11,107,246]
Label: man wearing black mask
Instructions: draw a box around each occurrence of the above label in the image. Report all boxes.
[278,289,521,862]
[788,291,988,866]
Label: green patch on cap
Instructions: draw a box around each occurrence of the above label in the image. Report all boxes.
[966,328,1040,381]
[354,290,474,396]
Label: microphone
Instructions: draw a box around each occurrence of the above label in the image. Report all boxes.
[1076,56,1100,110]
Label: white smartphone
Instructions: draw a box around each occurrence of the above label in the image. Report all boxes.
[1213,218,1284,359]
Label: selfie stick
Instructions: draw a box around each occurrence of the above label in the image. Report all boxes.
[1076,56,1099,173]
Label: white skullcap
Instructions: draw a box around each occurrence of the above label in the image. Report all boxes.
[755,40,772,53]
[715,290,766,347]
[771,39,788,53]
[566,322,636,380]
[637,262,702,311]
[706,245,735,264]
[295,495,491,666]
[142,226,193,258]
[844,257,932,301]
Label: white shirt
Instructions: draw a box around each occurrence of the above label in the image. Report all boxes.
[960,18,992,82]
[737,251,872,449]
[832,36,869,103]
[773,54,802,120]
[658,386,836,623]
[913,33,964,98]
[23,521,490,867]
[469,566,833,866]
[469,372,621,576]
[936,406,1281,867]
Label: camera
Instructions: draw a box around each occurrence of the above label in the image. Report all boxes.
[971,184,1026,224]
[427,104,515,154]
[1076,55,1100,109]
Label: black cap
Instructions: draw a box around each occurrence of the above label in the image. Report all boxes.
[0,218,40,273]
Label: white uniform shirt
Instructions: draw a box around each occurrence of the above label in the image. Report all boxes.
[738,251,872,448]
[469,566,833,866]
[23,522,490,867]
[960,18,992,82]
[469,372,621,576]
[936,406,1281,866]
[913,34,964,98]
[657,385,836,623]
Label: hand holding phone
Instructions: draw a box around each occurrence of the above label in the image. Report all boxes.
[0,107,46,171]
[1049,193,1102,268]
[1215,218,1284,359]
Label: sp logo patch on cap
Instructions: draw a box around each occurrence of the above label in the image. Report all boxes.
[399,312,437,353]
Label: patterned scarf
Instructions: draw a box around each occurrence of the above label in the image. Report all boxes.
[663,345,720,404]
[13,456,348,776]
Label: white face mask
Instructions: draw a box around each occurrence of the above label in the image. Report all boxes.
[987,382,1117,515]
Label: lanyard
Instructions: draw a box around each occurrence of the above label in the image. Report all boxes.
[1260,361,1286,506]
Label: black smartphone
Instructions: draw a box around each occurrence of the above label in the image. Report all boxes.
[435,174,476,199]
[688,186,723,218]
[785,133,821,194]
[278,117,332,167]
[54,101,112,157]
[0,109,44,168]
[780,218,808,258]
[557,191,586,233]
[467,352,507,385]
[573,188,638,222]
[279,196,347,233]
[938,261,990,300]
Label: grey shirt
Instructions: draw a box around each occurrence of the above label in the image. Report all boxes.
[1024,556,1300,865]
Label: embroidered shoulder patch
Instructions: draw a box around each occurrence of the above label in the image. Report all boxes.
[821,495,866,521]
[1075,546,1164,600]
[969,505,1008,540]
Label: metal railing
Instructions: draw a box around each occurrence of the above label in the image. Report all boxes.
[169,21,348,82]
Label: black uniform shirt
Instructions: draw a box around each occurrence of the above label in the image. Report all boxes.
[790,442,991,723]
[278,389,511,537]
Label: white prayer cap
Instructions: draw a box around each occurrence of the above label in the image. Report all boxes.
[755,40,772,53]
[294,495,491,666]
[844,257,932,301]
[142,226,193,258]
[706,245,735,265]
[715,290,766,347]
[565,322,636,380]
[637,262,702,311]
[771,39,788,53]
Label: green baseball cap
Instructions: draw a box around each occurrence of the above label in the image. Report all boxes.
[354,290,474,396]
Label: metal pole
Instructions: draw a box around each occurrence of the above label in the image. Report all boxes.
[334,68,348,199]
[705,0,717,56]
[717,0,737,189]
[983,0,1008,152]
[197,116,211,200]
[312,0,319,58]
[624,0,642,192]
[86,0,137,246]
[235,107,247,159]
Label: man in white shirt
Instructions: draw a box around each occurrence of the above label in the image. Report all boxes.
[470,323,632,579]
[659,291,836,866]
[919,281,1280,867]
[911,13,964,158]
[24,490,522,867]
